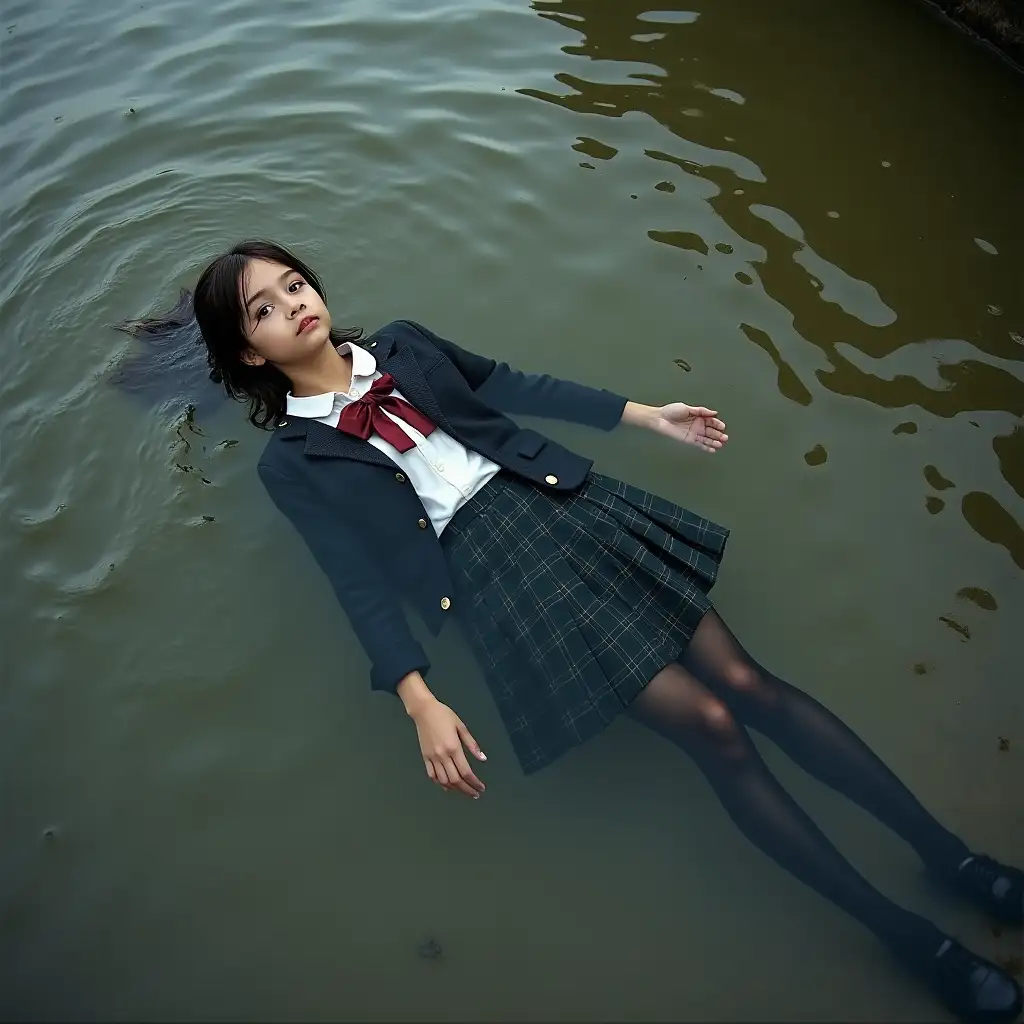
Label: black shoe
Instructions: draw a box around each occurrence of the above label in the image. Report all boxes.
[923,938,1022,1023]
[949,855,1024,926]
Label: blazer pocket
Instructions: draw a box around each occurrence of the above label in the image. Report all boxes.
[512,429,548,459]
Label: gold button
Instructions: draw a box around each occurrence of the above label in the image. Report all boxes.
[440,596,451,611]
[395,472,406,483]
[278,420,289,428]
[417,518,428,529]
[544,474,559,485]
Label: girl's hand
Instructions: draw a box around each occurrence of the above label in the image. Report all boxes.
[651,403,728,453]
[409,698,487,799]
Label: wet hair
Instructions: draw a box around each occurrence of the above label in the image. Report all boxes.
[117,239,362,429]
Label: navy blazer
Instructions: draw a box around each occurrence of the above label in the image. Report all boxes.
[258,320,628,693]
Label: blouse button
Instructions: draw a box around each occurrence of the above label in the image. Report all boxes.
[417,518,428,529]
[544,474,559,486]
[440,596,451,611]
[395,472,406,483]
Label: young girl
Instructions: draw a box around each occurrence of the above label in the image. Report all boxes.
[124,239,1022,1023]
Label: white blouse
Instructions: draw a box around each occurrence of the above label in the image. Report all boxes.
[285,342,501,535]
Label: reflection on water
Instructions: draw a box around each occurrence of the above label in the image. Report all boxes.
[525,0,1023,570]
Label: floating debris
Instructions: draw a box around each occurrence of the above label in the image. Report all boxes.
[956,587,997,611]
[938,615,970,641]
[655,180,675,192]
[913,663,929,676]
[673,358,692,372]
[804,444,827,467]
[925,496,945,515]
[893,421,917,435]
[998,737,1010,752]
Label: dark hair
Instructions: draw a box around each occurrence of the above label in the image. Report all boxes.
[117,239,362,429]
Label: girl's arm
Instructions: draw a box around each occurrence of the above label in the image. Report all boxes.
[407,321,728,453]
[403,320,628,430]
[258,462,431,692]
[261,464,488,798]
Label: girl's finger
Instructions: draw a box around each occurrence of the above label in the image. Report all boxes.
[443,756,478,798]
[433,759,451,787]
[456,721,488,762]
[426,760,437,783]
[453,750,485,794]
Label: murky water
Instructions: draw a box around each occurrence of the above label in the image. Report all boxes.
[2,0,1021,1019]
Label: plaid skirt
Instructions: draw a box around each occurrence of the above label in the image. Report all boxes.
[440,470,729,774]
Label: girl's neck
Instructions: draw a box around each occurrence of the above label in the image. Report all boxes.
[287,342,353,398]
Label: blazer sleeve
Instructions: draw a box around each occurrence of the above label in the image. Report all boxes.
[402,320,628,431]
[258,462,431,695]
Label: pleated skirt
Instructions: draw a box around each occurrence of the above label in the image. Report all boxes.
[440,470,729,774]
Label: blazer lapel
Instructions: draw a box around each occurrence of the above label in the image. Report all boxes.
[293,336,451,466]
[380,344,456,436]
[301,419,398,468]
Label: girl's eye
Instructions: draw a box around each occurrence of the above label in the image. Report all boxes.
[289,279,304,292]
[256,304,271,320]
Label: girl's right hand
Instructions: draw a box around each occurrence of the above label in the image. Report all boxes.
[409,698,488,798]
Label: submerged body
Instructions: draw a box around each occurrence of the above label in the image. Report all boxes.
[122,240,1024,1023]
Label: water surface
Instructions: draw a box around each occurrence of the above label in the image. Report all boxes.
[2,0,1022,1019]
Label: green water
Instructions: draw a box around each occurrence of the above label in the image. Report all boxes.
[2,0,1021,1019]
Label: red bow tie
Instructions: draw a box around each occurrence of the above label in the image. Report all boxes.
[336,372,436,453]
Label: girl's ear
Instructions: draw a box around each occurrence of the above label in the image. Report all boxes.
[240,347,266,367]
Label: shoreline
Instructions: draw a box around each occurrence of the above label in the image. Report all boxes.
[919,0,1024,70]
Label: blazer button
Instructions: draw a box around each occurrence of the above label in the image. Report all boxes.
[440,596,451,611]
[395,472,406,483]
[544,474,559,486]
[417,518,428,529]
[368,340,377,348]
[278,420,289,428]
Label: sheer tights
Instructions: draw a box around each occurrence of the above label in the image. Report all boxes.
[628,610,968,958]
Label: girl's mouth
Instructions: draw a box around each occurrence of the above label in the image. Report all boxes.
[297,316,319,334]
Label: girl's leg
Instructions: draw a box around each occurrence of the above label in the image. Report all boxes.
[628,663,943,956]
[679,611,970,873]
[629,663,1023,1022]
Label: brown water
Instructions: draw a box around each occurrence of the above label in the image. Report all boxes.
[1,0,1022,1020]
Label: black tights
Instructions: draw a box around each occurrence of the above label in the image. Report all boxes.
[629,611,968,959]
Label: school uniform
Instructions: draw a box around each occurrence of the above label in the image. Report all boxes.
[259,320,729,774]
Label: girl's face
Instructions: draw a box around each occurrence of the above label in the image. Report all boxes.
[240,258,333,369]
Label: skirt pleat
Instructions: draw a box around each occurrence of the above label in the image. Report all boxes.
[441,470,729,774]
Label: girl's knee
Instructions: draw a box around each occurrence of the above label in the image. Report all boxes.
[696,695,739,737]
[720,659,766,696]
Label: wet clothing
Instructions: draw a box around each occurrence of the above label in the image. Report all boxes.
[259,319,727,772]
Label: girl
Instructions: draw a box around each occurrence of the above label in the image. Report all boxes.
[123,239,1022,1023]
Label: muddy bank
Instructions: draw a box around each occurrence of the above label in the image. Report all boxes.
[921,0,1024,68]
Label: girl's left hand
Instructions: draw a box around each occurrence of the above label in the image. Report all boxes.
[651,403,728,453]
